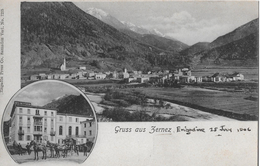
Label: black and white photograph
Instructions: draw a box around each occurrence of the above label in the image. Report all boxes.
[20,1,258,122]
[2,80,97,164]
[0,1,258,166]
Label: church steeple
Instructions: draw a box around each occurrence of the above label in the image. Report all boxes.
[60,57,66,71]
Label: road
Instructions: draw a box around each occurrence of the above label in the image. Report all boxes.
[11,151,89,164]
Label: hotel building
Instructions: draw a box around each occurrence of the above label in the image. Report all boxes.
[9,101,96,146]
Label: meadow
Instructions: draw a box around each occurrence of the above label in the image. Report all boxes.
[192,67,258,80]
[126,86,258,120]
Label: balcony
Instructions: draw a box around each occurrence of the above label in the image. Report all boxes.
[33,130,43,135]
[66,135,86,138]
[50,131,56,136]
[18,130,24,135]
[34,122,43,125]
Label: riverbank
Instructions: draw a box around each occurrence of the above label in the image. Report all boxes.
[86,92,236,121]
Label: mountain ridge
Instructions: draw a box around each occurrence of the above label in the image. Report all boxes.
[181,18,258,67]
[21,2,189,71]
[43,94,94,116]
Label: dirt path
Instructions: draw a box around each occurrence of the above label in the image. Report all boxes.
[11,152,88,164]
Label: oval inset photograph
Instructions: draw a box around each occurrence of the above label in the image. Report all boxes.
[2,80,97,164]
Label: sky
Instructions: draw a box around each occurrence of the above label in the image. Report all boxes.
[75,1,258,45]
[3,81,81,121]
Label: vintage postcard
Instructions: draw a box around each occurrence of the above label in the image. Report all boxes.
[0,0,258,165]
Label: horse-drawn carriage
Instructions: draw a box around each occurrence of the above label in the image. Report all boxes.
[8,139,94,160]
[8,141,27,155]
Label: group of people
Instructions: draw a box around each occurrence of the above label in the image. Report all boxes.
[13,139,93,159]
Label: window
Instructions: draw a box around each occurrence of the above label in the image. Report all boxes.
[84,123,86,128]
[89,130,92,136]
[51,112,53,116]
[36,126,42,132]
[27,126,30,133]
[27,117,30,124]
[19,135,23,141]
[44,111,47,116]
[75,127,79,136]
[19,116,22,123]
[44,118,47,124]
[68,126,72,135]
[59,116,63,122]
[27,135,31,141]
[27,109,30,114]
[76,118,78,122]
[84,131,86,136]
[59,126,63,135]
[44,127,47,133]
[81,139,83,143]
[19,108,23,113]
[51,136,54,141]
[69,117,72,122]
[36,109,40,115]
[89,122,92,127]
[51,119,54,125]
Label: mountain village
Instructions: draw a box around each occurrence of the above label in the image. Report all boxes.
[22,58,245,85]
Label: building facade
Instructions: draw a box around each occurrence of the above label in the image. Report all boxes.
[9,101,96,146]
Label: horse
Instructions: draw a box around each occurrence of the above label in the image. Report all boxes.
[62,138,76,157]
[30,140,47,160]
[80,141,94,156]
[53,144,61,158]
[46,141,55,158]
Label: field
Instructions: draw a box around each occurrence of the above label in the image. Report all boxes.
[124,86,258,120]
[192,67,258,81]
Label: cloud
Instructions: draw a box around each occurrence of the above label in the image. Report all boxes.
[16,89,51,106]
[143,11,234,45]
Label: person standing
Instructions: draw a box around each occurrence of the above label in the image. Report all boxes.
[18,143,22,155]
[26,143,31,155]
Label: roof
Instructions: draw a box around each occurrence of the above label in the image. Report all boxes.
[57,112,94,118]
[10,101,57,117]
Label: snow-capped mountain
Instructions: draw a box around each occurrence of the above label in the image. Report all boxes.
[85,7,108,20]
[85,7,165,37]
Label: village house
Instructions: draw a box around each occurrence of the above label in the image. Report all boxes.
[79,66,86,70]
[227,72,244,81]
[137,76,149,83]
[59,74,70,80]
[126,77,137,83]
[179,75,195,83]
[86,71,95,78]
[38,73,47,80]
[30,75,40,81]
[95,73,106,80]
[195,76,203,83]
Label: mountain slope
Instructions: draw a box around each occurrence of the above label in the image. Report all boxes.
[198,32,258,66]
[182,18,259,67]
[21,2,188,71]
[180,42,210,56]
[84,7,188,52]
[43,94,93,116]
[209,18,258,48]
